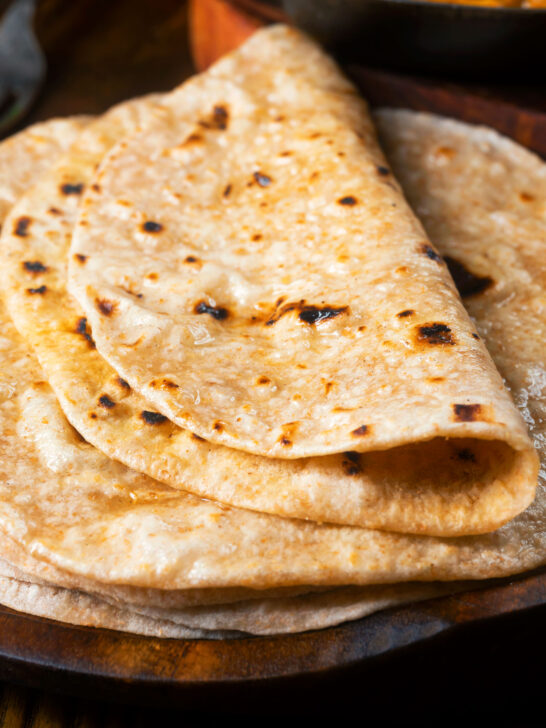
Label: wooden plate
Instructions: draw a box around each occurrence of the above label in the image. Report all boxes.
[0,0,544,709]
[0,569,544,710]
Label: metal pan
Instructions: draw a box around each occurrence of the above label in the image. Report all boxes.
[277,0,546,80]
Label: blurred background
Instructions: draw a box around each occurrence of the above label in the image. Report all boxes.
[2,0,545,151]
[9,0,194,124]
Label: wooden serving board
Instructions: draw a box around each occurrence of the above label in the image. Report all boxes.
[0,0,544,713]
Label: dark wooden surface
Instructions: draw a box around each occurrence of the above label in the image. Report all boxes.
[1,590,546,724]
[11,0,194,130]
[0,0,545,723]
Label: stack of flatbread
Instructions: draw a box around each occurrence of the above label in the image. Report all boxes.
[0,25,543,638]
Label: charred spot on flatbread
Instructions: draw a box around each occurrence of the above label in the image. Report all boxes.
[191,432,205,442]
[142,220,163,234]
[96,298,117,316]
[416,323,455,345]
[195,301,229,320]
[23,261,48,275]
[397,309,414,318]
[184,256,199,264]
[453,404,483,422]
[150,378,179,391]
[98,394,116,409]
[60,182,84,195]
[266,299,347,326]
[141,410,168,425]
[377,165,390,176]
[212,105,229,129]
[421,244,443,263]
[26,285,47,295]
[279,422,299,445]
[299,306,347,325]
[351,424,370,437]
[74,253,87,264]
[223,183,232,198]
[444,257,493,298]
[199,105,229,131]
[14,216,31,237]
[341,451,361,475]
[116,377,130,391]
[456,448,476,462]
[253,171,272,187]
[75,317,95,349]
[338,196,357,206]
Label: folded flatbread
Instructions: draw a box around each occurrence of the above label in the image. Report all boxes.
[65,28,532,493]
[1,27,537,536]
